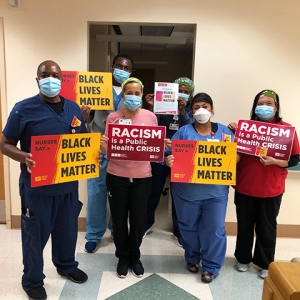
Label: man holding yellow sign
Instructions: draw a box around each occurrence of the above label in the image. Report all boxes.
[0,60,88,300]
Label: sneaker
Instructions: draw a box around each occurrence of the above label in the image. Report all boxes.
[57,268,88,283]
[84,241,97,253]
[201,271,215,283]
[117,263,129,278]
[259,269,268,279]
[25,286,47,300]
[143,229,150,239]
[234,261,249,272]
[110,232,114,240]
[131,261,144,278]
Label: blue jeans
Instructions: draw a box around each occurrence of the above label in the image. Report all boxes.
[85,157,113,243]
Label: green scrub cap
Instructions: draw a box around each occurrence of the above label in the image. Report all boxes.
[174,77,195,94]
[260,90,277,103]
[122,77,144,90]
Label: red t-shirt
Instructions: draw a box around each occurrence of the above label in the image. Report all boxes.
[234,120,300,198]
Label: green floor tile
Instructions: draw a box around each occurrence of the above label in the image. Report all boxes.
[105,273,200,300]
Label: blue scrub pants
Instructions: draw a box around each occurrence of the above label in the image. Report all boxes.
[173,192,228,277]
[20,187,82,291]
[145,162,181,238]
[85,156,113,243]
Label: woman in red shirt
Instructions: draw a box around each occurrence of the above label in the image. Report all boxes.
[229,90,300,279]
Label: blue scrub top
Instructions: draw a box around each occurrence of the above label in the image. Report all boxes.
[156,113,190,139]
[167,122,234,201]
[2,95,87,195]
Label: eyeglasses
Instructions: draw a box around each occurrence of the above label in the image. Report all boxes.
[113,64,132,73]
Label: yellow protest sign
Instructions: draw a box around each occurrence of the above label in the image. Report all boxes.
[171,140,237,185]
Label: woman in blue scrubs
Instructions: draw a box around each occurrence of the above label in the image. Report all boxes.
[165,93,234,283]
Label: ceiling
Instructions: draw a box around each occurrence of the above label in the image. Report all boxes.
[90,24,195,54]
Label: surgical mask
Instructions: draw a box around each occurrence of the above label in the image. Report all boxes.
[124,95,142,111]
[178,93,189,101]
[113,69,131,84]
[255,106,275,120]
[39,77,61,97]
[193,108,212,124]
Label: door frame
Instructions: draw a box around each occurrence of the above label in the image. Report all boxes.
[0,17,12,228]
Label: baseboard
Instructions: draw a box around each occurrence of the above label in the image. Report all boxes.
[225,222,300,238]
[10,216,300,238]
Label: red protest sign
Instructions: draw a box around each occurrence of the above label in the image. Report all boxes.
[234,120,295,160]
[107,124,166,162]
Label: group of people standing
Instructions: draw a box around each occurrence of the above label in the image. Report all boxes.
[83,55,300,283]
[0,56,299,300]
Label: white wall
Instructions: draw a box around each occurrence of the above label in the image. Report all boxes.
[0,0,299,224]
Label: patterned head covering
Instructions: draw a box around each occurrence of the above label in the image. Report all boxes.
[121,77,144,91]
[174,77,195,95]
[259,90,277,103]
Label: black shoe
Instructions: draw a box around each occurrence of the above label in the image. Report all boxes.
[131,261,144,278]
[117,262,129,278]
[25,286,47,300]
[187,263,199,273]
[201,271,215,283]
[57,268,88,283]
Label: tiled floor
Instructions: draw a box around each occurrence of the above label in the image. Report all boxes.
[1,196,300,300]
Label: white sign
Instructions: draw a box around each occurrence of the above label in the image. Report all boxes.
[153,82,179,115]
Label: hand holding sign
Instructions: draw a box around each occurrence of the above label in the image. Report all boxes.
[165,155,174,168]
[100,135,109,155]
[164,138,171,149]
[25,153,35,173]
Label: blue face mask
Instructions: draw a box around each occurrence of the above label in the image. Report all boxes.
[178,93,189,101]
[255,105,275,120]
[39,77,61,97]
[124,95,142,111]
[113,69,131,84]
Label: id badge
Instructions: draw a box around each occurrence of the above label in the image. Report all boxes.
[119,119,132,125]
[169,123,179,130]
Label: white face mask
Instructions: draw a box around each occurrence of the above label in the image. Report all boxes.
[193,108,212,124]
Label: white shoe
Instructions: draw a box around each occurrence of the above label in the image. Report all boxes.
[259,269,268,279]
[291,257,300,263]
[143,229,150,239]
[234,262,249,272]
